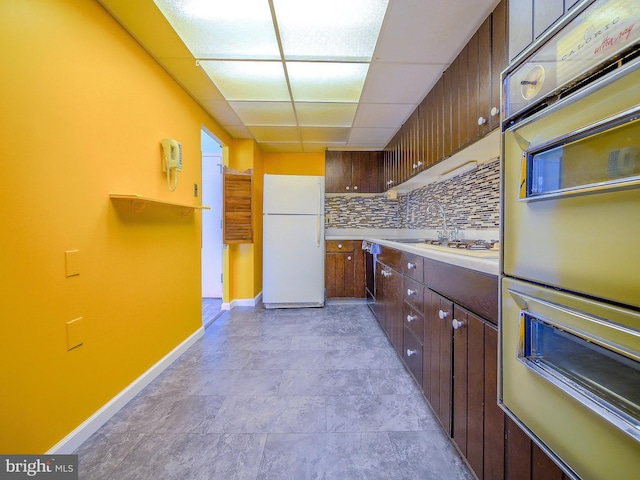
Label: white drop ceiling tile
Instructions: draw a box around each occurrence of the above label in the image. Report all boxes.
[260,142,304,153]
[153,0,280,60]
[223,124,253,139]
[353,103,416,128]
[248,126,301,143]
[360,63,445,104]
[287,62,368,102]
[229,101,297,126]
[372,0,496,64]
[348,127,398,147]
[200,61,290,101]
[300,127,350,143]
[274,0,388,62]
[200,99,244,126]
[295,103,357,127]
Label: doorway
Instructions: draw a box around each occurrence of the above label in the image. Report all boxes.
[201,128,223,326]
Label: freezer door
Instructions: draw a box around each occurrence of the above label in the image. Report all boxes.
[263,174,324,215]
[263,214,325,307]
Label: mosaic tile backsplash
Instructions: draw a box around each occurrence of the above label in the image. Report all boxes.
[325,158,500,231]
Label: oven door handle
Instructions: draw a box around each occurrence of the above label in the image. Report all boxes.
[508,289,640,362]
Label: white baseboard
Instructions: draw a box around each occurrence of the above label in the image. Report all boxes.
[47,326,205,454]
[222,291,262,310]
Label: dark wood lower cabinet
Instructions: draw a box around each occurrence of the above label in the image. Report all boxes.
[325,240,365,298]
[424,290,453,435]
[506,416,569,480]
[372,245,566,480]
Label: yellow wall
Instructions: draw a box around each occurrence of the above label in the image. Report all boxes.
[264,152,326,176]
[0,0,230,453]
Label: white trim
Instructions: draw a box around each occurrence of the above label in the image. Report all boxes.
[47,327,205,454]
[223,291,262,310]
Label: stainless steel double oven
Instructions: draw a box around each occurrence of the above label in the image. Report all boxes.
[500,1,640,478]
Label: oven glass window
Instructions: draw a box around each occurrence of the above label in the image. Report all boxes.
[521,314,640,427]
[525,115,640,198]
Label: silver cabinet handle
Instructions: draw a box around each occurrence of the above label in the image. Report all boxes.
[338,243,342,249]
[407,314,416,322]
[406,349,417,357]
[407,262,416,270]
[490,106,500,116]
[407,289,416,296]
[438,309,449,320]
[452,319,464,330]
[353,185,358,190]
[345,186,350,190]
[478,116,487,125]
[347,256,352,261]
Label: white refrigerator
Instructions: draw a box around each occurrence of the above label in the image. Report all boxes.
[262,174,325,309]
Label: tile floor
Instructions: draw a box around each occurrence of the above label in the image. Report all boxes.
[75,304,473,480]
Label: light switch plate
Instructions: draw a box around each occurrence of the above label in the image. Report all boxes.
[65,250,80,277]
[66,317,83,350]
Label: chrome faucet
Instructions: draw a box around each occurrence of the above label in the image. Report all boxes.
[426,202,448,242]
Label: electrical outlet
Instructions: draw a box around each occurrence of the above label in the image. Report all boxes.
[194,183,199,197]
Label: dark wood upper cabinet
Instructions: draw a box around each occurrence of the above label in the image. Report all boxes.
[325,151,382,193]
[490,0,509,131]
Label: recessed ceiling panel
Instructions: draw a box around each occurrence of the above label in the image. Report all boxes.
[301,127,350,143]
[153,0,280,59]
[248,126,300,143]
[200,61,290,101]
[274,0,389,61]
[347,127,399,147]
[295,103,357,127]
[353,103,417,128]
[229,101,297,126]
[360,63,445,104]
[287,62,368,103]
[373,0,496,63]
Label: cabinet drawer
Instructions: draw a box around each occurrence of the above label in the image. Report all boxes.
[326,240,354,252]
[403,326,423,387]
[404,302,424,340]
[404,276,424,310]
[403,253,424,283]
[377,245,403,271]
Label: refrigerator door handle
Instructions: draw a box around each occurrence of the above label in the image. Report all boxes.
[317,179,322,247]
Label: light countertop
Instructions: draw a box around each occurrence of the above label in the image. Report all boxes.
[326,228,500,276]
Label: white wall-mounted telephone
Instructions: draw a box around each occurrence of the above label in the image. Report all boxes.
[161,138,182,191]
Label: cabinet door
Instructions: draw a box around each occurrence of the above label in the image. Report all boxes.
[325,151,352,193]
[374,261,387,331]
[483,322,505,480]
[352,151,382,193]
[452,307,485,477]
[534,0,564,39]
[424,289,453,435]
[509,0,533,61]
[325,252,355,298]
[386,267,404,356]
[490,0,508,131]
[477,16,492,138]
